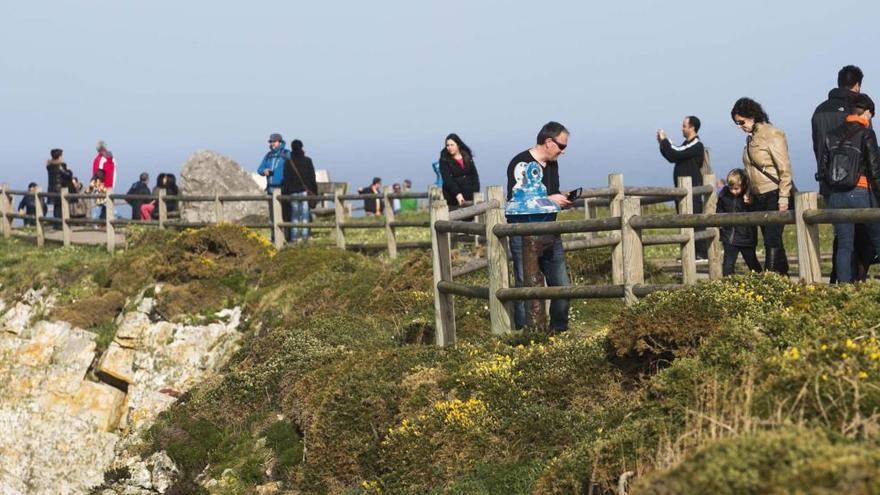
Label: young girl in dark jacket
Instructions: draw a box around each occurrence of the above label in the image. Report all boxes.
[718,169,763,276]
[438,133,480,210]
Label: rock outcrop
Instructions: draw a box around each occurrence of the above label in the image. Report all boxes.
[179,150,269,224]
[0,287,244,494]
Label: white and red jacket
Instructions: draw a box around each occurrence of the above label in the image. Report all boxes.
[92,151,117,189]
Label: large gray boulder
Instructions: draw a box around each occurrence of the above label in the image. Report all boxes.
[179,150,268,223]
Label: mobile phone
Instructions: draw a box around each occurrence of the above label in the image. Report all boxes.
[566,187,583,202]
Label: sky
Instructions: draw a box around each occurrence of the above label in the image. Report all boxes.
[2,0,880,194]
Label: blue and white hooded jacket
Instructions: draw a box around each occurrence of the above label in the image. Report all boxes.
[257,142,290,190]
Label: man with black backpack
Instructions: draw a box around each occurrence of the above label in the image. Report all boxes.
[822,93,880,283]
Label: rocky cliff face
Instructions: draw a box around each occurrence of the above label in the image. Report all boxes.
[179,149,269,224]
[0,287,244,494]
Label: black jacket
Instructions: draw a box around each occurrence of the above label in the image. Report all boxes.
[439,154,480,206]
[282,155,318,194]
[46,159,72,195]
[812,88,859,196]
[821,121,880,196]
[126,181,151,220]
[717,187,757,247]
[17,194,47,226]
[659,137,705,186]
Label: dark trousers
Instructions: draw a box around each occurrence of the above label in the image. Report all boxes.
[509,233,570,331]
[693,194,708,258]
[750,189,785,249]
[829,188,880,283]
[722,244,762,276]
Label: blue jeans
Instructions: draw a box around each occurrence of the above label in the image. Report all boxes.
[509,232,570,331]
[829,187,880,283]
[92,204,106,220]
[285,192,311,242]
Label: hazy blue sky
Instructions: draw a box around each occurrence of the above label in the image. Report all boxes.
[2,1,879,194]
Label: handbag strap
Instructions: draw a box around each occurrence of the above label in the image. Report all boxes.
[289,157,314,195]
[745,136,781,186]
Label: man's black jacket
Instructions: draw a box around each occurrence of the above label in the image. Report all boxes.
[812,88,858,196]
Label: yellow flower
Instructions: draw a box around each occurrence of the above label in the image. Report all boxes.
[859,371,869,379]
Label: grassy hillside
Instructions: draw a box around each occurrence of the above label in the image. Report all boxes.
[2,226,879,494]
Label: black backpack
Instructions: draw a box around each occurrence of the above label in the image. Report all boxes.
[825,127,864,190]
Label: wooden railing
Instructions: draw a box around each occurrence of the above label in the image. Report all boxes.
[0,184,436,257]
[428,173,866,347]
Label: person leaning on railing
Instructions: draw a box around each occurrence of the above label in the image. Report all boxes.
[732,97,794,276]
[821,93,880,283]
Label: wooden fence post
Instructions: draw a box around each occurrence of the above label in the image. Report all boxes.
[60,188,71,247]
[621,197,644,306]
[609,174,625,285]
[384,188,397,259]
[334,184,346,249]
[158,188,167,229]
[472,190,484,245]
[796,192,822,283]
[0,185,11,238]
[677,177,697,285]
[105,198,116,253]
[702,173,722,280]
[34,190,44,247]
[271,189,284,250]
[583,198,597,239]
[486,186,512,334]
[430,187,455,346]
[344,182,353,218]
[214,191,223,223]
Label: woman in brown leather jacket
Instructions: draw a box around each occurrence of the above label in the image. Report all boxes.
[731,97,794,275]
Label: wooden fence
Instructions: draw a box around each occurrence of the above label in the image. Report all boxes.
[428,173,875,347]
[0,184,435,257]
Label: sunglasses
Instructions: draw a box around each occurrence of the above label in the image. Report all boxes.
[551,138,568,151]
[734,119,747,126]
[268,140,280,144]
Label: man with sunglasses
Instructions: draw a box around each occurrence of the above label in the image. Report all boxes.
[505,121,573,332]
[257,132,291,243]
[657,116,709,261]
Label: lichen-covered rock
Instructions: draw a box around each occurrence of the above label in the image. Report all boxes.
[179,149,268,223]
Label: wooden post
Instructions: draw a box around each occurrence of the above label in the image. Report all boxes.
[620,197,644,306]
[34,190,45,247]
[344,182,353,218]
[472,190,484,245]
[384,188,397,259]
[60,188,71,247]
[485,186,512,334]
[583,198,596,239]
[609,174,625,285]
[796,192,822,283]
[158,188,167,229]
[214,191,223,223]
[430,188,455,347]
[676,177,697,285]
[0,185,11,238]
[271,188,284,250]
[702,173,722,280]
[334,184,346,249]
[105,198,116,253]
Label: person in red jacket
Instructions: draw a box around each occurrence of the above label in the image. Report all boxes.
[92,140,117,191]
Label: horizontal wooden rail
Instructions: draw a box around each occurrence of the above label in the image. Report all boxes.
[437,281,490,299]
[448,200,498,221]
[339,222,386,229]
[562,235,620,251]
[579,187,617,199]
[390,220,430,228]
[278,222,335,229]
[624,186,687,198]
[434,220,486,235]
[803,208,880,224]
[452,258,489,277]
[629,211,794,229]
[496,284,625,301]
[642,233,689,246]
[493,217,622,237]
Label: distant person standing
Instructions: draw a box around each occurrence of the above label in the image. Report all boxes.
[391,183,402,213]
[46,148,72,222]
[439,133,480,210]
[92,141,117,192]
[821,93,880,283]
[506,121,574,332]
[731,97,794,275]
[126,172,151,220]
[657,116,708,260]
[359,177,383,215]
[86,170,108,220]
[282,139,318,242]
[812,65,872,282]
[257,133,291,243]
[399,179,418,213]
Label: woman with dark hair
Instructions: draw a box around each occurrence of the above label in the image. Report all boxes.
[731,97,794,275]
[438,133,480,209]
[140,173,166,220]
[162,173,180,216]
[46,148,72,222]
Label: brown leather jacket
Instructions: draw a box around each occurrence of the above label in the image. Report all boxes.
[741,122,793,206]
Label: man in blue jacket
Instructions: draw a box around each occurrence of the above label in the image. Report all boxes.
[257,132,291,243]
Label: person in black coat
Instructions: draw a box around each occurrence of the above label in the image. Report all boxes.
[282,139,319,242]
[126,172,151,220]
[438,133,480,210]
[46,149,72,220]
[718,169,762,276]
